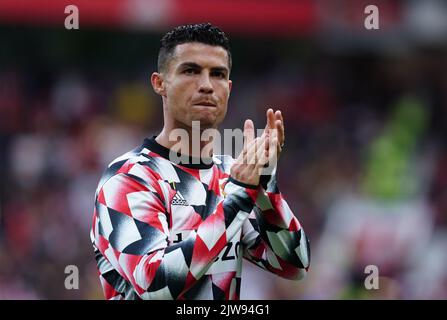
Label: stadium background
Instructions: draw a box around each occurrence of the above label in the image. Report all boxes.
[1,0,446,299]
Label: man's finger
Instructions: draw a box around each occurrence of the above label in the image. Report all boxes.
[269,126,278,162]
[275,110,285,146]
[279,110,284,122]
[243,119,255,150]
[246,135,266,165]
[256,136,269,167]
[266,108,275,129]
[244,119,255,142]
[275,119,284,143]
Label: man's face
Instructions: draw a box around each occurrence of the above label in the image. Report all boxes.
[160,42,232,130]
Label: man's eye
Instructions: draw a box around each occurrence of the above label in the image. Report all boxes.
[183,69,196,74]
[211,72,225,78]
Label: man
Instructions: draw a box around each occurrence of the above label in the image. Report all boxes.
[90,23,310,300]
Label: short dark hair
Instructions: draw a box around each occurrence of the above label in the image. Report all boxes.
[158,23,232,73]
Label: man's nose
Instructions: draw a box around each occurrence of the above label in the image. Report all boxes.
[198,73,213,94]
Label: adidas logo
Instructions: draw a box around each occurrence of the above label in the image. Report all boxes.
[172,192,189,206]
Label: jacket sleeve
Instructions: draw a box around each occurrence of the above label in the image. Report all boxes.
[241,167,311,280]
[92,165,259,299]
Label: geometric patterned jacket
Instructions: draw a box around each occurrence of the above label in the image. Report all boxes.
[90,136,310,300]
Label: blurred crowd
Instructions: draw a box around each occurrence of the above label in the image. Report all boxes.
[1,26,447,299]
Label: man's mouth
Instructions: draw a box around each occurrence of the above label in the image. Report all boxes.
[194,101,217,107]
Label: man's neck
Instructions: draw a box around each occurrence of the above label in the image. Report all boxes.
[155,126,215,159]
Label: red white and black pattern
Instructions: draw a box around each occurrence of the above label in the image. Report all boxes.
[90,136,310,300]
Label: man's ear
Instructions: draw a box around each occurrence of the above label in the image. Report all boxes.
[228,79,232,95]
[151,72,166,96]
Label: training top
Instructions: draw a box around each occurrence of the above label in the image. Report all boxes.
[90,136,310,300]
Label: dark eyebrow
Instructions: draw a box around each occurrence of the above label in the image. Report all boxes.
[178,62,202,70]
[210,66,229,75]
[178,62,229,75]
